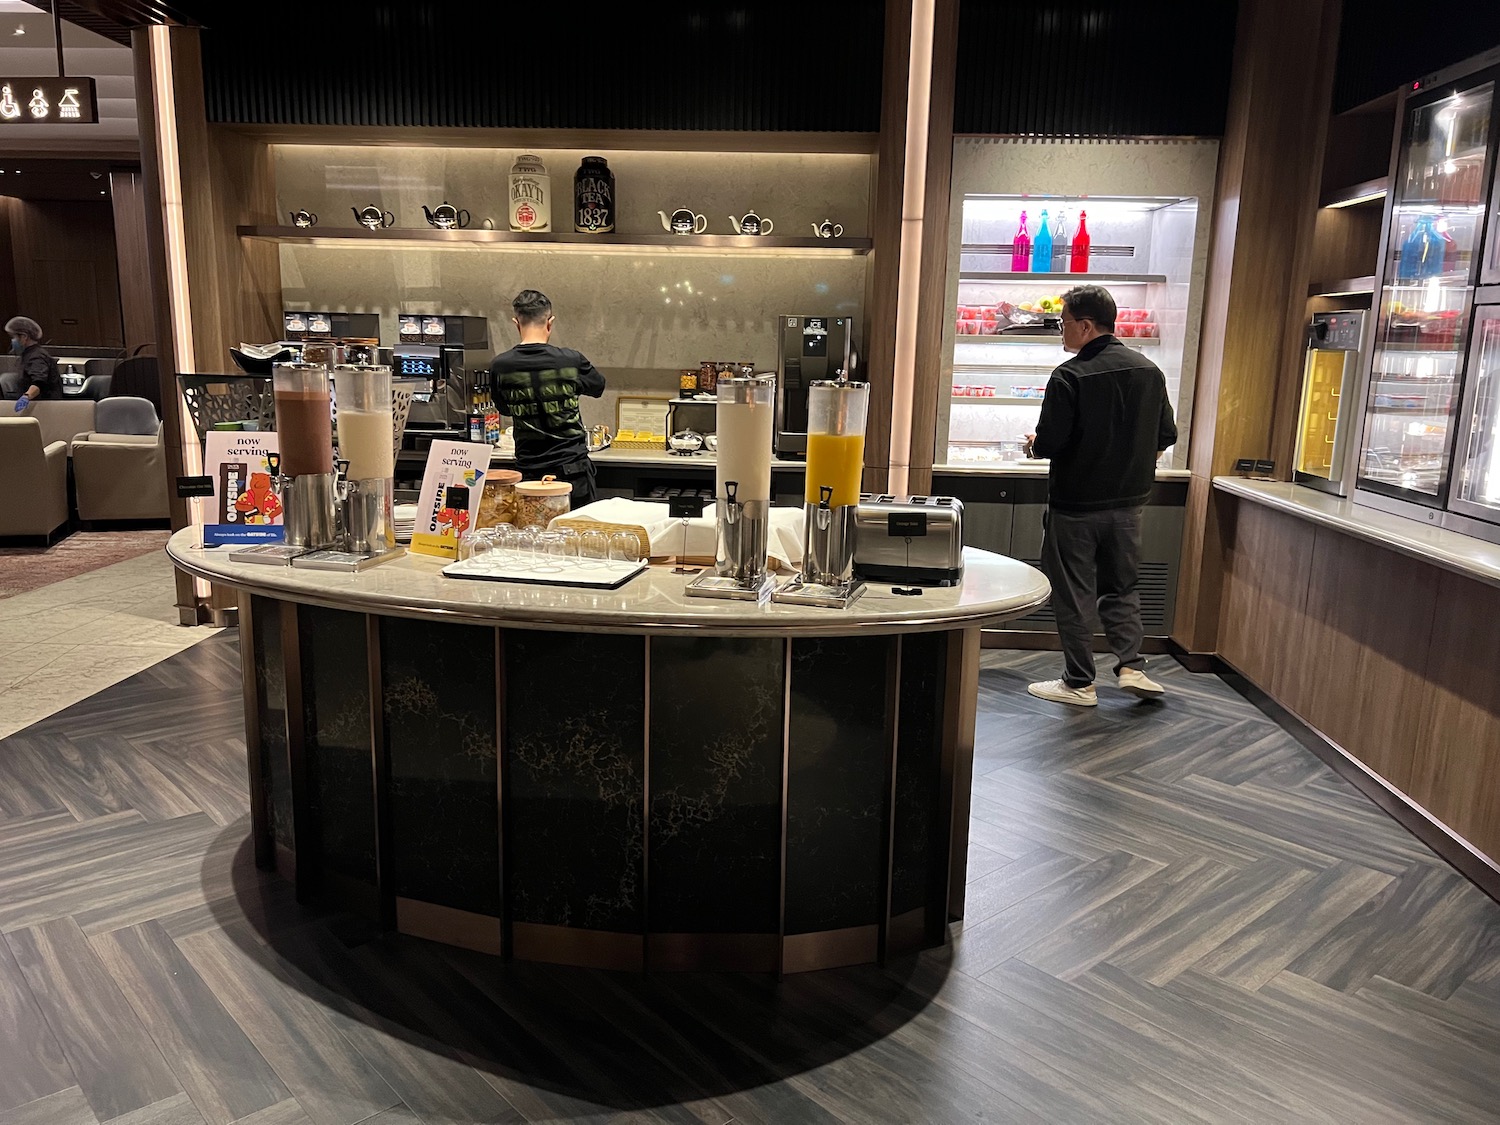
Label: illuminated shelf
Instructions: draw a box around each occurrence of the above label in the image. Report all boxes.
[1309,275,1375,297]
[1320,178,1388,209]
[958,272,1167,283]
[237,225,872,256]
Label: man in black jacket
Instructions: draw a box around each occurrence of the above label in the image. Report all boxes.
[1023,285,1177,706]
[6,315,62,409]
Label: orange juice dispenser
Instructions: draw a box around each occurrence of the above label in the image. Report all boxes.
[1294,311,1365,496]
[775,378,869,608]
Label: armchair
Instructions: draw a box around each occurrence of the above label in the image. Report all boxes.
[0,417,69,540]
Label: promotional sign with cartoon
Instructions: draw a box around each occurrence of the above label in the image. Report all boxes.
[203,431,285,546]
[410,440,488,559]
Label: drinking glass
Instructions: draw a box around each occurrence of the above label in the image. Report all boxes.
[510,525,539,571]
[609,531,643,565]
[533,530,567,573]
[578,529,610,569]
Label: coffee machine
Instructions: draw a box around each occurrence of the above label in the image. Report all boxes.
[686,372,778,602]
[774,315,855,458]
[396,315,492,442]
[774,378,869,608]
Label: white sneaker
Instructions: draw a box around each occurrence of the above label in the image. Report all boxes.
[1117,667,1165,698]
[1027,679,1098,707]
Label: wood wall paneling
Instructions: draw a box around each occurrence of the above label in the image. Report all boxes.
[1410,571,1500,863]
[110,172,157,354]
[1173,0,1343,654]
[1296,527,1437,794]
[1306,206,1384,293]
[1216,498,1317,712]
[0,197,17,323]
[6,199,125,349]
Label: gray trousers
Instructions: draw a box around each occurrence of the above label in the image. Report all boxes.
[1039,506,1147,688]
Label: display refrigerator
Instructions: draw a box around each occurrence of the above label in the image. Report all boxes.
[1354,55,1499,534]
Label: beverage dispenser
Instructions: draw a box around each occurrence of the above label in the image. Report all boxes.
[272,362,339,549]
[774,378,869,608]
[686,372,778,601]
[333,364,399,556]
[774,315,854,457]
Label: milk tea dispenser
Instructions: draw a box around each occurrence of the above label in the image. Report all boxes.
[774,378,869,608]
[272,362,339,549]
[686,372,777,601]
[333,364,398,557]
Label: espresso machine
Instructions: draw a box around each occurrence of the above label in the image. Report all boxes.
[331,364,400,559]
[396,315,492,442]
[774,378,869,608]
[272,362,340,549]
[774,315,855,458]
[686,372,778,602]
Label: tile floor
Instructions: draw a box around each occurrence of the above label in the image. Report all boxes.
[0,550,219,740]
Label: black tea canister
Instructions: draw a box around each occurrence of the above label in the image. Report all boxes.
[574,156,615,233]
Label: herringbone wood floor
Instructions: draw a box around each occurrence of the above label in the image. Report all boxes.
[0,634,1497,1125]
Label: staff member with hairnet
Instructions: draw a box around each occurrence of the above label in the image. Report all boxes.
[7,316,62,411]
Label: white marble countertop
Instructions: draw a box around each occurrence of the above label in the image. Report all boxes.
[169,530,1051,637]
[1213,476,1500,590]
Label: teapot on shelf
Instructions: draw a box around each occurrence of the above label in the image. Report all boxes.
[728,210,774,236]
[422,201,471,229]
[352,205,396,230]
[289,209,318,228]
[812,219,844,238]
[658,208,708,235]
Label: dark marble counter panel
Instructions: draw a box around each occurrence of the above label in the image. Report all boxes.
[250,595,291,850]
[505,631,646,933]
[784,636,890,934]
[381,617,499,916]
[298,605,375,887]
[892,630,947,917]
[648,636,784,934]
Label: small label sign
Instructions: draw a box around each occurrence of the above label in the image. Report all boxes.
[0,77,98,124]
[1253,459,1276,475]
[888,512,927,537]
[1233,458,1256,473]
[176,475,215,498]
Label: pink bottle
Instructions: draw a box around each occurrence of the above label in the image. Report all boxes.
[1011,212,1031,273]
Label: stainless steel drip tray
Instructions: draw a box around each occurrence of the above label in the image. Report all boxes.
[771,575,866,609]
[684,571,777,602]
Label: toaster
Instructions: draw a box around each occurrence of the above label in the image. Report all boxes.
[852,494,965,587]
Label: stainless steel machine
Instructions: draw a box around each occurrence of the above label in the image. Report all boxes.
[774,315,855,458]
[395,315,492,441]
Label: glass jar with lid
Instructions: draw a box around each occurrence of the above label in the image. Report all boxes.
[477,469,523,528]
[514,477,573,530]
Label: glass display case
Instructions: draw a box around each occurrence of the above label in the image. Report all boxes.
[942,194,1200,468]
[1357,77,1495,505]
[1451,307,1500,523]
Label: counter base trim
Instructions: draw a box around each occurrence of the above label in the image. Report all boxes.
[512,923,644,972]
[396,899,502,955]
[783,925,879,974]
[646,933,779,973]
[1220,662,1500,908]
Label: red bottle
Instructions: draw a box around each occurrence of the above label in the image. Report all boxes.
[1069,210,1091,273]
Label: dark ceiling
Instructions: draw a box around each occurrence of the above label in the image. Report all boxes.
[52,0,210,45]
[0,158,136,200]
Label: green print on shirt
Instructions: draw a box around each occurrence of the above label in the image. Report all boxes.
[499,367,584,440]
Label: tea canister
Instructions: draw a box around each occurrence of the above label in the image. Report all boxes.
[697,360,717,394]
[510,154,551,232]
[574,156,615,233]
[514,477,572,529]
[477,469,524,529]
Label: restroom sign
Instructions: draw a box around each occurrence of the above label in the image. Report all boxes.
[0,77,97,124]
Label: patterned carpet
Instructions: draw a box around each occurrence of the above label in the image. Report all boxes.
[0,530,170,599]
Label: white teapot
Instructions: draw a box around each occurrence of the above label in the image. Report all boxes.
[812,219,844,238]
[729,210,774,235]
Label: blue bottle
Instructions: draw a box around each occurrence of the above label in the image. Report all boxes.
[1031,208,1053,273]
[1398,215,1437,283]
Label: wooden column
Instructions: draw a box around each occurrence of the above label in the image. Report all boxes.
[134,25,282,624]
[862,0,959,498]
[110,172,156,354]
[1172,0,1343,655]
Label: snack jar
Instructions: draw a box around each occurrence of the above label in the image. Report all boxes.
[514,477,573,530]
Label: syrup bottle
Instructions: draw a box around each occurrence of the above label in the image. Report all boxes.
[1070,210,1091,273]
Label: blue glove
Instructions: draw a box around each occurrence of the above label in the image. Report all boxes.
[12,395,27,413]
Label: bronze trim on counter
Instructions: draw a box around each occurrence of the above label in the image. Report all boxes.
[495,627,511,960]
[367,614,395,929]
[641,635,652,973]
[878,635,902,966]
[777,636,793,979]
[512,923,643,971]
[782,925,879,975]
[646,933,779,973]
[942,628,981,924]
[282,600,314,903]
[397,898,502,955]
[239,593,272,871]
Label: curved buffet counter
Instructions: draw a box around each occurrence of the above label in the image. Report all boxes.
[169,529,1050,974]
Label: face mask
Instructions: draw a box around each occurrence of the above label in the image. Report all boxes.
[9,338,21,355]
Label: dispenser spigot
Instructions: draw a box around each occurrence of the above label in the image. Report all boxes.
[725,480,740,524]
[816,485,833,530]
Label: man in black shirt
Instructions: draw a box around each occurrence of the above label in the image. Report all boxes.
[1023,285,1177,707]
[488,290,607,508]
[6,316,63,409]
